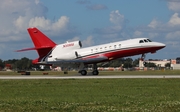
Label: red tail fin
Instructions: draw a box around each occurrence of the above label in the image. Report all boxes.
[27,27,56,58]
[27,27,56,49]
[17,27,56,64]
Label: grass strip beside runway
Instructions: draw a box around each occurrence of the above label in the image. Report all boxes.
[0,79,180,111]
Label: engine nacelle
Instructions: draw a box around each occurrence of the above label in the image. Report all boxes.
[61,41,82,50]
[55,51,78,60]
[53,41,82,52]
[47,41,81,61]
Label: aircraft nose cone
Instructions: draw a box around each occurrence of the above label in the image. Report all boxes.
[161,43,166,47]
[157,42,166,49]
[160,43,166,48]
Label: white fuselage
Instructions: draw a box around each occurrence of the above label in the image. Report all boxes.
[45,38,165,64]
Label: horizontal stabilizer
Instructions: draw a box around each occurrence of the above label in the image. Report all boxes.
[15,46,53,52]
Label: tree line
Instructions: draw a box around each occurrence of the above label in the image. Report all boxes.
[0,57,35,70]
[0,57,170,71]
[97,58,162,68]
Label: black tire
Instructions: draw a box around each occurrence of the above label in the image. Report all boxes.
[92,70,99,75]
[81,70,87,76]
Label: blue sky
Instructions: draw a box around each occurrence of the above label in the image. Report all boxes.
[0,0,180,60]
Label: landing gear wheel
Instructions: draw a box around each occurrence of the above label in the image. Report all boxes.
[80,70,87,76]
[92,70,99,75]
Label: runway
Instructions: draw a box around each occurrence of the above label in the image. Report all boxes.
[0,75,180,79]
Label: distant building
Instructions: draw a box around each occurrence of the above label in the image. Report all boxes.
[4,64,12,71]
[145,59,170,67]
[171,58,180,70]
[143,58,180,70]
[139,59,170,68]
[176,57,180,64]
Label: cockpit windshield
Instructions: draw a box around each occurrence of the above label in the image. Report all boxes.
[139,39,152,43]
[147,39,152,42]
[144,39,148,42]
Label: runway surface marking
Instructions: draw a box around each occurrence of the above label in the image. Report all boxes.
[0,75,180,79]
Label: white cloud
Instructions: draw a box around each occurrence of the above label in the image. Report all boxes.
[0,0,48,41]
[35,0,40,4]
[0,0,78,59]
[82,36,94,47]
[14,16,30,31]
[0,0,75,42]
[168,13,180,26]
[166,31,180,40]
[167,1,180,12]
[148,19,161,28]
[133,31,143,37]
[51,16,70,32]
[140,13,180,33]
[110,10,124,25]
[66,36,80,42]
[66,36,94,47]
[94,10,127,39]
[28,17,51,30]
[131,12,180,60]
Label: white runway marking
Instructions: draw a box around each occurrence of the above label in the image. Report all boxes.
[0,75,180,79]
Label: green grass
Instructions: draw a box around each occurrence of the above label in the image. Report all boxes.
[100,70,180,75]
[0,79,180,111]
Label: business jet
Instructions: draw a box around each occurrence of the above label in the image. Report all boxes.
[17,27,165,75]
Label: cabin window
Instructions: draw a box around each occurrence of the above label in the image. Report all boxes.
[119,44,121,48]
[109,46,112,49]
[91,49,93,53]
[139,40,144,43]
[94,48,98,52]
[100,47,102,51]
[105,47,107,50]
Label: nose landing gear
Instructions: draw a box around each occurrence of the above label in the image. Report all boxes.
[139,54,146,68]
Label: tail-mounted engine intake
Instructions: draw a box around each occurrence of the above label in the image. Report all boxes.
[62,41,82,49]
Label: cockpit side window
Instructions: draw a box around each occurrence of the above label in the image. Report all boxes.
[139,40,144,43]
[147,39,152,42]
[144,39,148,42]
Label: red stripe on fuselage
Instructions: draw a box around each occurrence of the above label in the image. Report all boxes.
[81,46,165,64]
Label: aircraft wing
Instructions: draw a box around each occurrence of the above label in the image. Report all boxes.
[80,55,108,63]
[41,55,108,65]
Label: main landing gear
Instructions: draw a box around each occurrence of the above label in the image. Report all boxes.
[92,64,99,75]
[79,63,99,76]
[79,70,87,75]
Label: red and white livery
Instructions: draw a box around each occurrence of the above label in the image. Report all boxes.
[17,27,165,75]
